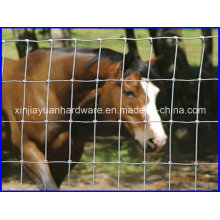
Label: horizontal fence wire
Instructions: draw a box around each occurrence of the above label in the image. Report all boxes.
[2,35,218,191]
[2,35,218,43]
[2,161,218,166]
[2,78,218,83]
[2,120,218,124]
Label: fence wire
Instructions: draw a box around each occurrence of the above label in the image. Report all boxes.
[2,36,218,191]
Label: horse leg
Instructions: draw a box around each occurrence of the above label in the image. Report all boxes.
[48,133,85,188]
[23,139,58,191]
[50,145,84,187]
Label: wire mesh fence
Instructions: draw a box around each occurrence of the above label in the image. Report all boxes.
[2,35,218,191]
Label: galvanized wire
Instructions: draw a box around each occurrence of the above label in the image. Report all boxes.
[67,39,77,190]
[2,40,6,79]
[168,36,178,190]
[19,39,29,190]
[43,39,53,190]
[1,35,218,191]
[194,36,205,191]
[117,38,127,190]
[92,39,102,190]
[143,37,153,190]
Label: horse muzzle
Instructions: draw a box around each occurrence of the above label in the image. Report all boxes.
[135,136,167,153]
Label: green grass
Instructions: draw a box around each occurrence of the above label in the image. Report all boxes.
[2,28,218,67]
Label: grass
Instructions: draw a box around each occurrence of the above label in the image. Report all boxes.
[2,28,218,67]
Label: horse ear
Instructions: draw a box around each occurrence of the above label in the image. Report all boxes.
[78,88,103,107]
[145,55,166,92]
[146,55,162,67]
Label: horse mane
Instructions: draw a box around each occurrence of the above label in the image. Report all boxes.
[47,47,123,63]
[84,47,149,77]
[85,48,123,67]
[44,47,150,77]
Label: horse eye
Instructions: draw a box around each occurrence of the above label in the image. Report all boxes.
[124,90,136,97]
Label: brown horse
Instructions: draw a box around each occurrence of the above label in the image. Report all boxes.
[2,47,167,190]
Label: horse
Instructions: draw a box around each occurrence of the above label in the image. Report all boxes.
[2,46,167,190]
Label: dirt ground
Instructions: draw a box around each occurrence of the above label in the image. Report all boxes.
[2,135,218,191]
[2,162,218,191]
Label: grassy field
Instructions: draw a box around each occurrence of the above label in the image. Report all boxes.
[2,28,218,67]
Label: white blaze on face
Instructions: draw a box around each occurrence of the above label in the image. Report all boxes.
[140,78,167,146]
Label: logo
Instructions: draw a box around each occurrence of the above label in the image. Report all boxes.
[146,175,166,189]
[146,175,210,189]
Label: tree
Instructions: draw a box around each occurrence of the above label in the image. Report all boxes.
[12,29,73,58]
[200,29,216,117]
[125,29,140,60]
[13,29,39,58]
[148,29,190,79]
[50,29,72,47]
[148,28,196,112]
[201,28,213,76]
[125,29,163,84]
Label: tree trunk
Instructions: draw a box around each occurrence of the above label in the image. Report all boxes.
[13,29,39,58]
[125,29,140,59]
[50,29,72,47]
[39,28,51,40]
[148,29,190,79]
[200,29,216,117]
[149,29,194,114]
[201,29,213,77]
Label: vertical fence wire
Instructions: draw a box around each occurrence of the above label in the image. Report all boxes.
[44,39,53,191]
[143,37,153,190]
[117,38,127,190]
[20,39,30,190]
[194,36,205,191]
[168,36,178,191]
[92,39,102,190]
[2,40,6,79]
[67,39,77,190]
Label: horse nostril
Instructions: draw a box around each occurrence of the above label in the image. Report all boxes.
[149,138,154,143]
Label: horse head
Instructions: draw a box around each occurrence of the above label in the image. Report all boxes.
[99,59,167,153]
[79,54,167,153]
[76,48,167,153]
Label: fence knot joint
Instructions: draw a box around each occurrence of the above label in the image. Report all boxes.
[194,162,199,166]
[168,161,173,165]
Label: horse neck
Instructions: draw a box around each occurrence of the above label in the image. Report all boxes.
[61,52,121,80]
[49,53,120,107]
[87,59,122,80]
